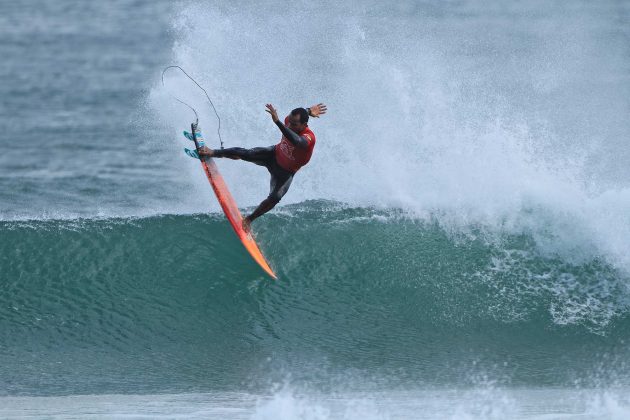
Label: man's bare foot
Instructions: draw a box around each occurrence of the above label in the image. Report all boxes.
[198,146,214,157]
[242,216,252,232]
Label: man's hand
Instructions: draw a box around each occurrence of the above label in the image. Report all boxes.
[308,103,327,118]
[265,104,280,123]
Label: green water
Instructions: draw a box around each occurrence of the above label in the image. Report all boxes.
[2,203,628,396]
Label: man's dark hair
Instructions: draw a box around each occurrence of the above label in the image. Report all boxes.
[291,107,309,124]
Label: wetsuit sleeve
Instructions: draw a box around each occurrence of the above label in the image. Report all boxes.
[274,120,309,149]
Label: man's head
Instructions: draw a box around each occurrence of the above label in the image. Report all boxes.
[287,108,309,133]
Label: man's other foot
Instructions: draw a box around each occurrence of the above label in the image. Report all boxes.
[242,217,252,232]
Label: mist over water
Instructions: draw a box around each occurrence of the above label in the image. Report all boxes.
[152,0,630,272]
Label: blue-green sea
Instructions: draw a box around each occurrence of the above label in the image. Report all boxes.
[1,0,630,418]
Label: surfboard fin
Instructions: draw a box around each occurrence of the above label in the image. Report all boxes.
[184,148,199,159]
[183,131,195,142]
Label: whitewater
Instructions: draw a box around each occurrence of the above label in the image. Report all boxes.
[1,0,630,418]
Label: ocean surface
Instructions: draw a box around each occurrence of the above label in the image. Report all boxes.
[2,0,630,418]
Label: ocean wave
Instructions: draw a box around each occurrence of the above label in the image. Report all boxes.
[2,204,629,394]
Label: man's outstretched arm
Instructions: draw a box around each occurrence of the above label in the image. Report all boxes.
[265,103,327,149]
[265,104,309,148]
[275,120,309,148]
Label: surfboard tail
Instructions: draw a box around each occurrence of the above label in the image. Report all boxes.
[201,159,277,279]
[190,123,277,279]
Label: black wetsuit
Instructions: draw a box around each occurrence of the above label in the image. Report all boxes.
[213,146,294,203]
[212,117,312,203]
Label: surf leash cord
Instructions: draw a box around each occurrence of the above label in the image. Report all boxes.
[161,65,224,149]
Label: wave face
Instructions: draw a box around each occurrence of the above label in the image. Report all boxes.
[2,204,630,395]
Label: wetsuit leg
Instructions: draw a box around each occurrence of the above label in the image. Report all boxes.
[213,146,275,167]
[242,157,295,225]
[268,164,294,203]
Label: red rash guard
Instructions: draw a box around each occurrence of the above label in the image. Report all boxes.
[275,116,316,173]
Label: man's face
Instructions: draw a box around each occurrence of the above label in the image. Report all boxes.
[287,113,306,134]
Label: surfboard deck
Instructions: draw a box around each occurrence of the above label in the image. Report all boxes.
[187,131,277,280]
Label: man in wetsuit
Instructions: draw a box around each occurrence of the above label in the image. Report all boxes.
[199,102,327,231]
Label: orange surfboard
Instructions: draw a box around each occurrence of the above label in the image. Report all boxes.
[193,142,277,280]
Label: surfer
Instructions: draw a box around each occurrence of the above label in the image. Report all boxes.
[198,103,327,231]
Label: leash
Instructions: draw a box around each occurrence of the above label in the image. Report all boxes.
[161,65,224,149]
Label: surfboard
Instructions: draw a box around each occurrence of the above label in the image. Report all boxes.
[186,126,277,280]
